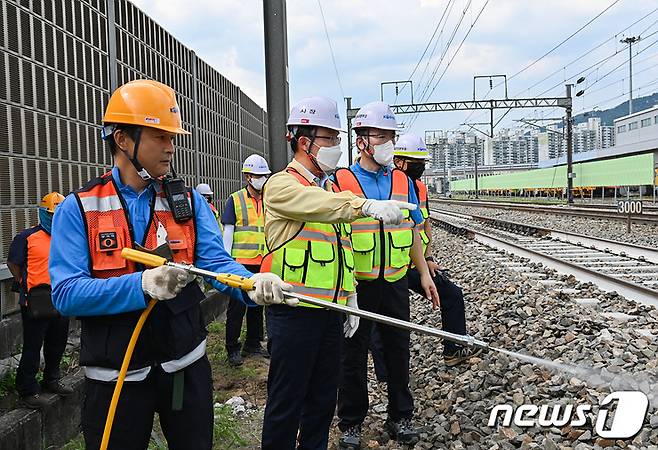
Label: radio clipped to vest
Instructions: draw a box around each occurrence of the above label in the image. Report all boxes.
[163,176,193,223]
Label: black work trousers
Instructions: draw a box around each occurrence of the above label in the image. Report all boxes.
[225,264,264,353]
[16,305,70,397]
[81,356,213,450]
[262,304,342,450]
[370,268,468,382]
[337,277,413,430]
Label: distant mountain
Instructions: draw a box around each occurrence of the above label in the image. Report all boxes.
[552,92,658,128]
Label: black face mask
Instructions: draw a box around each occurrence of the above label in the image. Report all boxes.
[404,163,426,180]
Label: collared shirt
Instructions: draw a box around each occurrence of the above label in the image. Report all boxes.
[50,166,253,317]
[347,162,423,224]
[263,159,367,250]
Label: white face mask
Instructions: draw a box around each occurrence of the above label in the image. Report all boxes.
[371,140,394,167]
[314,144,343,175]
[249,176,267,191]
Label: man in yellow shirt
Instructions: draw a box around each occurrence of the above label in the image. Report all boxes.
[261,96,417,450]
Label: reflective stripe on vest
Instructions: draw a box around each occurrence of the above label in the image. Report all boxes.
[260,169,355,308]
[26,229,52,291]
[230,188,266,265]
[76,172,196,279]
[333,168,415,282]
[416,179,430,253]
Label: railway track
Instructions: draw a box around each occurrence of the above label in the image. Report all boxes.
[429,208,658,307]
[430,198,658,225]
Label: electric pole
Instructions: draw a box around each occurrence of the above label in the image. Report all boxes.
[566,84,574,205]
[620,36,640,115]
[346,97,353,164]
[263,0,290,172]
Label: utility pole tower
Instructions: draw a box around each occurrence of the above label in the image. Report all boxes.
[620,36,640,115]
[263,0,290,171]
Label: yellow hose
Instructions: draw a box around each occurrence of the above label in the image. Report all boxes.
[99,297,157,450]
[99,248,256,449]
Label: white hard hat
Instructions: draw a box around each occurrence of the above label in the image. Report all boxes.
[353,101,397,131]
[242,154,271,175]
[394,134,429,160]
[196,183,213,196]
[287,96,344,132]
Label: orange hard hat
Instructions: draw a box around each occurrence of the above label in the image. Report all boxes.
[40,192,65,213]
[102,79,190,135]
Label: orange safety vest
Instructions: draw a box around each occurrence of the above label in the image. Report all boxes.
[333,168,415,282]
[25,228,52,291]
[74,171,205,370]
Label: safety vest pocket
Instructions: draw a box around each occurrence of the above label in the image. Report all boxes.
[166,221,193,264]
[388,230,413,268]
[351,231,375,252]
[307,241,337,289]
[309,240,335,263]
[92,227,127,271]
[282,247,307,285]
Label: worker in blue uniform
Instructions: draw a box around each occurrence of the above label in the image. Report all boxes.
[49,79,291,450]
[334,102,439,449]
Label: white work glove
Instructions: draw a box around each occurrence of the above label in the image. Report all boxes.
[343,292,360,338]
[362,200,417,225]
[142,265,195,301]
[248,273,297,306]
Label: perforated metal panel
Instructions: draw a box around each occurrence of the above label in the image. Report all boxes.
[1,0,267,268]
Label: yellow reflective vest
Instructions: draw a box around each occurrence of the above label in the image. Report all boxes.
[261,168,356,307]
[230,188,267,265]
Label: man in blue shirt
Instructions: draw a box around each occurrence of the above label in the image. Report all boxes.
[334,101,439,449]
[50,79,292,450]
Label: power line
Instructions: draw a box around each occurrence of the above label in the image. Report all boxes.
[396,0,454,103]
[517,7,658,96]
[506,0,622,84]
[457,0,624,131]
[573,77,658,114]
[317,0,345,99]
[408,0,491,130]
[417,0,474,101]
[408,0,474,127]
[412,0,458,99]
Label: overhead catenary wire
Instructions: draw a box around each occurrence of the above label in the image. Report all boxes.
[394,0,454,103]
[456,0,624,132]
[517,7,658,96]
[408,0,491,131]
[406,0,476,128]
[573,77,658,114]
[317,0,345,99]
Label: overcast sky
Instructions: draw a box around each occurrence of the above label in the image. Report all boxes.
[131,0,658,147]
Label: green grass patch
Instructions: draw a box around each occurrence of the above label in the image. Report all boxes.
[0,369,17,398]
[213,404,246,449]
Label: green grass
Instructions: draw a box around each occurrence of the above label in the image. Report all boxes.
[213,404,247,449]
[0,369,17,398]
[60,434,85,450]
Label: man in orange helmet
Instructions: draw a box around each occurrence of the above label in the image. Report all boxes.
[8,192,73,409]
[49,80,291,450]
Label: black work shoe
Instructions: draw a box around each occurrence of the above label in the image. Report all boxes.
[384,417,420,445]
[42,380,74,396]
[444,346,483,367]
[241,343,270,359]
[227,351,244,367]
[20,393,50,409]
[338,425,361,450]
